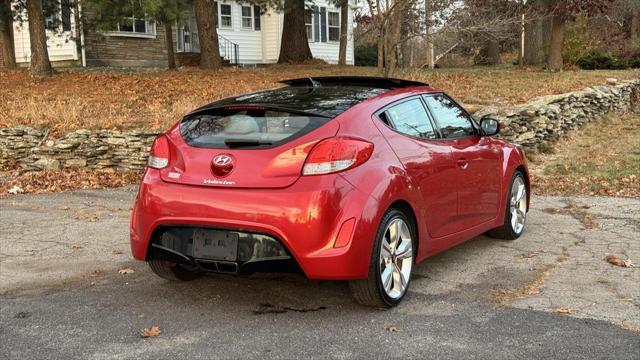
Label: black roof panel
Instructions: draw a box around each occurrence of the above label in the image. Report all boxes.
[280,76,428,89]
[195,86,386,118]
[191,76,427,118]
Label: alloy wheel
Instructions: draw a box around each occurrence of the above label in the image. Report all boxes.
[379,218,413,299]
[510,176,527,235]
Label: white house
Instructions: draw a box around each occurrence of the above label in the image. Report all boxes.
[1,0,355,68]
[9,0,79,65]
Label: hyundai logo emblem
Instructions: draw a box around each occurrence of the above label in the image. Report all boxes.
[213,154,233,166]
[211,154,235,177]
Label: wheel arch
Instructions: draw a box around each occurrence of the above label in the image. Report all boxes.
[501,146,530,213]
[514,164,531,210]
[388,199,420,258]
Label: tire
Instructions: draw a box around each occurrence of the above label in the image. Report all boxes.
[350,208,415,308]
[148,260,201,281]
[487,171,528,240]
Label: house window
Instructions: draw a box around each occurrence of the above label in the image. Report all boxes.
[220,4,232,28]
[104,1,155,37]
[108,16,155,37]
[328,11,340,42]
[253,5,261,30]
[241,6,252,29]
[305,10,313,41]
[44,0,72,32]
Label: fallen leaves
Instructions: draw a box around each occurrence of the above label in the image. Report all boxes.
[543,203,597,229]
[70,244,83,250]
[140,326,161,338]
[605,255,634,268]
[0,168,141,197]
[72,209,99,222]
[118,268,135,275]
[112,249,123,255]
[492,267,552,307]
[2,67,637,134]
[530,111,640,198]
[385,326,401,333]
[554,307,574,315]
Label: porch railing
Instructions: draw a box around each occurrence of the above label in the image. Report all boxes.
[176,27,239,66]
[218,34,239,65]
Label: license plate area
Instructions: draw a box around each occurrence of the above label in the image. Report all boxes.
[192,229,238,261]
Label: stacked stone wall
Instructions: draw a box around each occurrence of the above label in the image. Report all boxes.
[1,78,638,171]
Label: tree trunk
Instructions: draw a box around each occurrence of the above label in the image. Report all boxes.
[164,21,176,69]
[547,13,564,71]
[475,35,501,65]
[383,8,402,77]
[278,0,312,63]
[1,0,16,69]
[632,9,639,40]
[523,17,545,65]
[409,39,414,67]
[425,0,434,68]
[337,1,348,66]
[194,0,221,69]
[26,0,52,77]
[376,26,384,73]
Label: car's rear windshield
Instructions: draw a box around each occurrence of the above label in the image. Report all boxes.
[180,108,331,149]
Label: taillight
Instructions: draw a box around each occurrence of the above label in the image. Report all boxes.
[302,137,374,176]
[148,135,170,169]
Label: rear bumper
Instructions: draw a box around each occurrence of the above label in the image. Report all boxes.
[130,169,378,280]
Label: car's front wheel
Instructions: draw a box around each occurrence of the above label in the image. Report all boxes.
[350,208,415,308]
[487,171,528,240]
[148,260,201,281]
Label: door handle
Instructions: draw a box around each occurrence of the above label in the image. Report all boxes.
[457,158,469,169]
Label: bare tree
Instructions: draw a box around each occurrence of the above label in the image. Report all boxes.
[338,0,349,65]
[26,0,52,77]
[425,0,434,68]
[523,0,547,66]
[474,33,501,65]
[545,0,612,70]
[277,0,313,63]
[194,0,222,69]
[363,0,527,73]
[633,10,640,39]
[0,0,16,68]
[364,0,414,74]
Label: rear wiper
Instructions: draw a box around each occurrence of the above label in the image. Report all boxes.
[224,139,273,148]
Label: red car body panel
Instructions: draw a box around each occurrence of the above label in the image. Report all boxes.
[130,83,530,280]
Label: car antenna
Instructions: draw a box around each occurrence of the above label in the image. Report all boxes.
[308,77,321,88]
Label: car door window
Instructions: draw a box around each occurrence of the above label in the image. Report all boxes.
[383,98,437,140]
[424,94,476,139]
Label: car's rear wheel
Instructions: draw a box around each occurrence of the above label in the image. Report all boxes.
[487,171,528,240]
[350,208,415,308]
[148,260,201,281]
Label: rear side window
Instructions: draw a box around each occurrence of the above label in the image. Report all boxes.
[383,98,437,140]
[423,94,476,139]
[180,108,330,149]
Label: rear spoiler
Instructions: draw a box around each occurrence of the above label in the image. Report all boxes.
[185,104,332,119]
[280,76,429,89]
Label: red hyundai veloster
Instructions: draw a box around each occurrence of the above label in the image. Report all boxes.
[130,76,529,307]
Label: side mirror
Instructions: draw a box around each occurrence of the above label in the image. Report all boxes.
[480,117,500,136]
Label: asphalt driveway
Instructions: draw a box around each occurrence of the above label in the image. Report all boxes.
[1,188,638,359]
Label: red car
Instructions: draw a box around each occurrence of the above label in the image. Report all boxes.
[130,76,529,307]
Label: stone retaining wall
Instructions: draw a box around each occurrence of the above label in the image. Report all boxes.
[475,78,639,150]
[0,78,638,172]
[0,128,161,171]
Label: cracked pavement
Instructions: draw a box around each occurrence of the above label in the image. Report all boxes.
[0,188,639,359]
